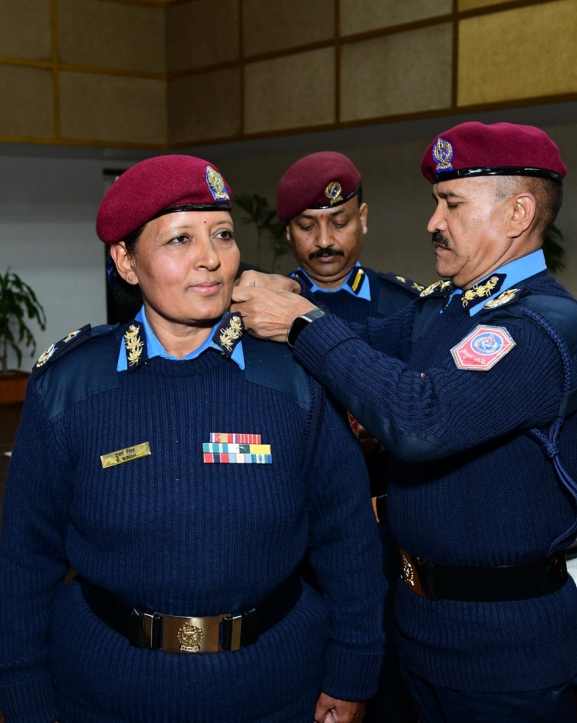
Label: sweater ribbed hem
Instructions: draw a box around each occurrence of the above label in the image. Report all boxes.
[0,673,59,723]
[321,644,383,701]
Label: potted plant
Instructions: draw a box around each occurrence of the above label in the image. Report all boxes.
[234,193,291,272]
[0,269,46,405]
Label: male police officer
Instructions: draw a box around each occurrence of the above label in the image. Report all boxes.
[232,122,577,722]
[278,151,420,723]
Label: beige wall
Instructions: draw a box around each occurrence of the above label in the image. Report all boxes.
[2,0,577,149]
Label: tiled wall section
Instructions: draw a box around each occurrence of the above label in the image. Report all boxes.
[168,67,241,143]
[166,0,239,72]
[58,0,165,73]
[1,0,577,148]
[59,72,167,144]
[459,0,577,106]
[341,24,453,121]
[340,0,451,36]
[0,66,54,138]
[244,48,335,133]
[0,0,52,61]
[243,0,334,56]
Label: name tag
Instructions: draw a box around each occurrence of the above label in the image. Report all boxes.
[100,442,151,469]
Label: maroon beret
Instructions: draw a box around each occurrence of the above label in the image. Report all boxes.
[276,151,362,223]
[96,155,232,244]
[421,122,566,185]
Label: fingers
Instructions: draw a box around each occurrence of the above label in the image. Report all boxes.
[235,270,300,294]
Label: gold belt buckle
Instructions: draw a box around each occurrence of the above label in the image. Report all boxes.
[160,612,243,653]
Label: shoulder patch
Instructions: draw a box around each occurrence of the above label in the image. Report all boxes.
[31,325,92,380]
[379,272,424,295]
[482,287,527,310]
[419,279,453,299]
[451,325,516,371]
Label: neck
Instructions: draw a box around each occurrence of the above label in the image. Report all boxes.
[143,305,214,358]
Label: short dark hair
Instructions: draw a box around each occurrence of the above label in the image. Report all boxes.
[496,176,563,234]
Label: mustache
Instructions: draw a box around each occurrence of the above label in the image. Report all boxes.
[432,231,451,249]
[309,248,344,260]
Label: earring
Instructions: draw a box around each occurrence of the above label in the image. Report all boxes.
[127,275,133,282]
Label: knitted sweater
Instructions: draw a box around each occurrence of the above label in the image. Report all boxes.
[293,270,577,692]
[0,328,384,723]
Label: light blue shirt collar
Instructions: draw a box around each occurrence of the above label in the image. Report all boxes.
[297,262,371,301]
[117,306,245,371]
[445,249,547,315]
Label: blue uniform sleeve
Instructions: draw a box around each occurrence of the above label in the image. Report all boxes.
[0,380,70,722]
[293,314,564,463]
[306,388,385,701]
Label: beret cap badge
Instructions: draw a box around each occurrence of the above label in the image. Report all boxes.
[433,138,454,173]
[324,181,344,206]
[206,166,230,202]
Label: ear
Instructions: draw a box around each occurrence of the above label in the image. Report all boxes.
[285,224,291,243]
[359,202,368,235]
[109,242,138,284]
[506,193,536,238]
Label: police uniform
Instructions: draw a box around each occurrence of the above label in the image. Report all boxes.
[286,124,577,722]
[0,156,385,722]
[278,151,421,723]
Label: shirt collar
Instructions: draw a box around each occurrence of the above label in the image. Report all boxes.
[444,250,547,316]
[294,263,371,301]
[117,306,245,371]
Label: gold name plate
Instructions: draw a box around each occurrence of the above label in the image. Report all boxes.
[100,442,151,469]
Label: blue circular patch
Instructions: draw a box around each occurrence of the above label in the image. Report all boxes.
[471,332,503,355]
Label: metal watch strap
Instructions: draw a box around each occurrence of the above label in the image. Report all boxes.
[287,308,328,348]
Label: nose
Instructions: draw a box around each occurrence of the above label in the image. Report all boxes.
[194,232,220,271]
[316,218,333,248]
[427,203,446,234]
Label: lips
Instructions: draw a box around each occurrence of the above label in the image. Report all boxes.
[190,281,222,295]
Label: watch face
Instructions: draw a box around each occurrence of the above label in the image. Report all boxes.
[287,315,310,348]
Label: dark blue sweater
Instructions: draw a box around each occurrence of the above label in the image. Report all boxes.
[0,329,384,722]
[293,270,577,692]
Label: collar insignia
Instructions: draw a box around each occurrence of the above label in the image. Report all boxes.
[348,268,365,294]
[325,181,343,206]
[483,288,522,309]
[419,280,453,298]
[461,275,504,309]
[124,323,145,368]
[215,312,244,355]
[451,325,516,371]
[206,166,230,201]
[432,138,454,172]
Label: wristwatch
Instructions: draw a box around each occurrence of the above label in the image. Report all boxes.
[287,308,328,348]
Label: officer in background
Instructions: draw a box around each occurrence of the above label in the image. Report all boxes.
[277,151,420,723]
[232,122,577,722]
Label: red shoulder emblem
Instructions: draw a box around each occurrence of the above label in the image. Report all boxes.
[451,325,516,371]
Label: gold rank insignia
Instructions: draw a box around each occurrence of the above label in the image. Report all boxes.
[483,288,521,309]
[35,343,57,368]
[218,313,243,353]
[124,324,144,367]
[432,138,454,172]
[206,166,230,201]
[419,280,452,297]
[324,181,343,205]
[100,442,152,469]
[461,276,500,308]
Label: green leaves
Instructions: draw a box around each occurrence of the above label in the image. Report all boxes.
[234,193,291,272]
[0,269,46,373]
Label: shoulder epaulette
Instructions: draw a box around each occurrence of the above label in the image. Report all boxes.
[289,270,312,290]
[418,279,453,299]
[378,272,425,296]
[481,287,528,311]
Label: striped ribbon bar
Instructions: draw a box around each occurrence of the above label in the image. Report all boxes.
[210,433,261,444]
[203,453,272,464]
[203,443,271,455]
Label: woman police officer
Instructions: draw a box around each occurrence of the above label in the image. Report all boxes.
[0,156,384,723]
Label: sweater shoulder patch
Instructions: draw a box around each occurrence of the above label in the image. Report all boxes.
[378,272,424,295]
[451,325,516,371]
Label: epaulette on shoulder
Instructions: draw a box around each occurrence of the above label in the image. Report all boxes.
[289,269,312,290]
[417,279,453,299]
[31,323,118,380]
[481,287,528,311]
[378,272,425,295]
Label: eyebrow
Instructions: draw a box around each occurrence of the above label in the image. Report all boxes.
[298,207,350,220]
[435,190,464,200]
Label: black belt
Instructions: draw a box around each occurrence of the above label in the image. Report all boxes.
[79,572,302,653]
[398,548,568,602]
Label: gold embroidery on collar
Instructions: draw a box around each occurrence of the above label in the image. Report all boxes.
[461,276,500,308]
[124,324,144,367]
[484,288,520,309]
[219,315,243,353]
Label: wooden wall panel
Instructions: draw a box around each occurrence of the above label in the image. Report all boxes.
[458,0,509,10]
[0,0,51,61]
[244,48,335,133]
[459,0,577,106]
[341,24,453,121]
[340,0,452,36]
[243,0,334,56]
[59,71,167,144]
[0,66,54,138]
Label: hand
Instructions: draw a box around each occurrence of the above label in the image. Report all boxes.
[235,270,301,294]
[231,286,316,342]
[358,424,380,455]
[314,692,365,722]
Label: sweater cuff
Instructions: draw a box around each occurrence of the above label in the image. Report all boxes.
[294,315,357,373]
[0,674,59,723]
[322,643,383,702]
